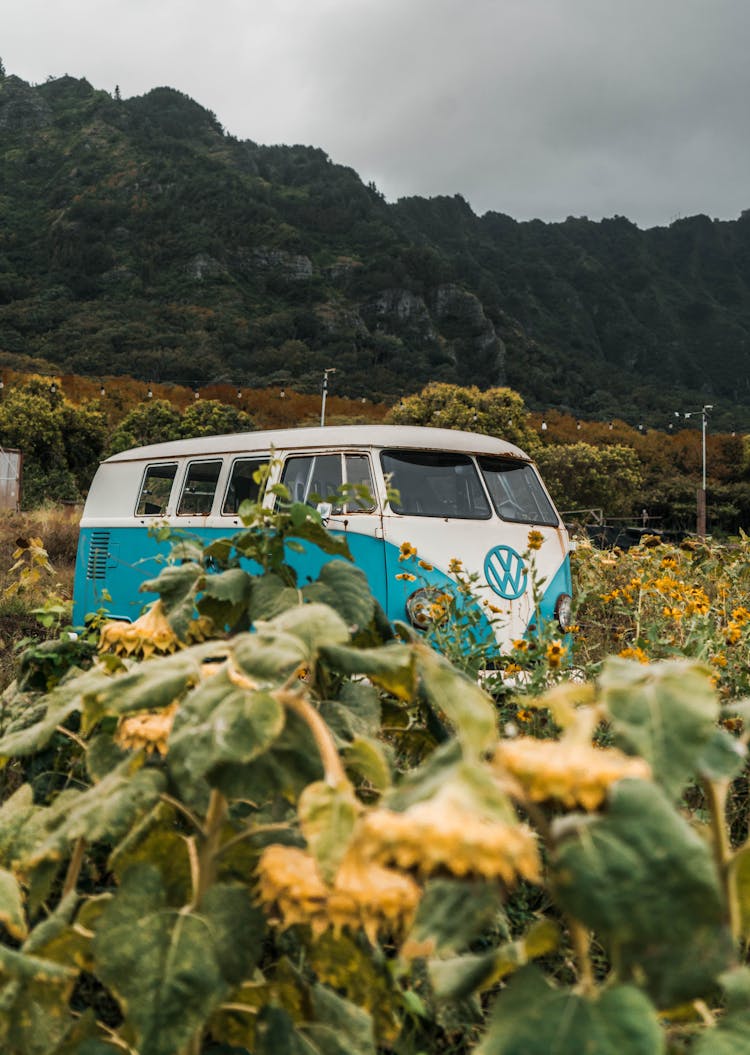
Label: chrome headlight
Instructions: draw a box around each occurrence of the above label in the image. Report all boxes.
[406,587,451,629]
[554,592,573,632]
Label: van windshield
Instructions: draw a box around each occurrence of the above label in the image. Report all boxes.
[477,456,558,525]
[381,450,490,519]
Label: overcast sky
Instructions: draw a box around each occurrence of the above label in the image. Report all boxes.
[2,0,749,229]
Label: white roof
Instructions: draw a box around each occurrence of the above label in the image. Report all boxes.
[104,425,530,464]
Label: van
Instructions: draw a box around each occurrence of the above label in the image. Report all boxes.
[72,425,572,650]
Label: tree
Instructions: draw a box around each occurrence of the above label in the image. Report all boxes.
[535,441,643,517]
[0,379,106,505]
[178,399,254,438]
[386,382,541,455]
[106,398,255,456]
[106,399,182,455]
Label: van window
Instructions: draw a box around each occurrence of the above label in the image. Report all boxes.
[223,458,266,514]
[136,463,178,516]
[477,456,558,525]
[177,460,223,516]
[381,450,490,519]
[280,453,376,511]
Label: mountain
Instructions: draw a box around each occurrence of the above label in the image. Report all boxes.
[1,69,749,427]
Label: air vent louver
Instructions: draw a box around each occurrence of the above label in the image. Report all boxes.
[86,531,110,580]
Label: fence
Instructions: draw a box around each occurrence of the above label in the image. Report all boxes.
[0,448,22,511]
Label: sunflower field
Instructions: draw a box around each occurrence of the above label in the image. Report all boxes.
[1,504,750,1054]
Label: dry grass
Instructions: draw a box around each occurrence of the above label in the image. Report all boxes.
[0,504,80,690]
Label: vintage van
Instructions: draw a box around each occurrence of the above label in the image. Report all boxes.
[72,425,572,650]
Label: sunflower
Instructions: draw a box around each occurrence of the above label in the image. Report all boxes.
[398,541,418,562]
[527,530,544,551]
[99,599,180,659]
[493,738,651,811]
[256,844,419,944]
[357,800,540,886]
[115,701,179,756]
[545,640,566,669]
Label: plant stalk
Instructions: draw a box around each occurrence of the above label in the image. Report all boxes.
[703,777,741,944]
[569,917,596,996]
[193,787,228,909]
[275,688,348,786]
[62,837,86,899]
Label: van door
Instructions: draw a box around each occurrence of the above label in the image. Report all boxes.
[278,451,388,611]
[378,448,537,645]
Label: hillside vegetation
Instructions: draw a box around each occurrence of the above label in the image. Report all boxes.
[1,68,750,426]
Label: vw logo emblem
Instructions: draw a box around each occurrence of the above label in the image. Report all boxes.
[484,545,527,599]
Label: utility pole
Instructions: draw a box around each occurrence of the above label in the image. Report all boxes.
[320,368,336,427]
[676,404,713,537]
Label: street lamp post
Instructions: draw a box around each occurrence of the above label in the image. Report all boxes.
[676,405,713,537]
[320,368,336,427]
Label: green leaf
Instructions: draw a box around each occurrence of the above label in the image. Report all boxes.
[231,627,310,682]
[320,642,417,700]
[248,572,300,621]
[24,757,166,871]
[477,967,664,1055]
[308,930,401,1046]
[83,646,210,726]
[600,657,718,799]
[211,706,323,803]
[0,945,78,1055]
[299,781,360,883]
[110,803,193,906]
[0,783,39,871]
[416,645,497,756]
[552,779,732,1007]
[387,743,515,824]
[694,968,750,1054]
[0,666,108,758]
[255,1007,319,1055]
[407,877,506,956]
[0,866,27,940]
[168,669,285,790]
[201,883,267,985]
[320,681,381,742]
[85,731,130,783]
[289,519,353,561]
[92,864,229,1055]
[429,919,560,1000]
[265,602,350,655]
[140,562,203,638]
[21,891,91,973]
[343,737,391,793]
[697,727,747,781]
[302,561,375,631]
[732,843,750,941]
[303,983,376,1055]
[197,566,253,629]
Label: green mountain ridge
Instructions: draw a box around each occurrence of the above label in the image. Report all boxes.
[1,68,749,427]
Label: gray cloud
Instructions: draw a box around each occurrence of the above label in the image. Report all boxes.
[2,0,749,227]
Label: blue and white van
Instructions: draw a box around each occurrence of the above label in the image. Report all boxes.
[72,425,572,649]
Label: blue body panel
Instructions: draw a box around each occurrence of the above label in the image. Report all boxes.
[72,525,570,650]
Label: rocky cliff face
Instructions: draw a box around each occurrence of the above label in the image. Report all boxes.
[359,283,505,384]
[0,76,53,132]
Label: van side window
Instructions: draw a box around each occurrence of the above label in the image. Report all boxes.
[223,458,266,515]
[344,454,376,510]
[177,460,223,516]
[381,450,490,519]
[281,454,342,507]
[136,463,178,516]
[280,454,376,512]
